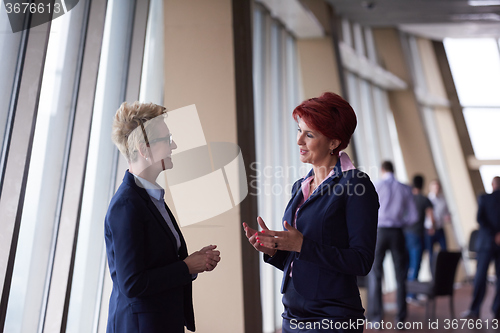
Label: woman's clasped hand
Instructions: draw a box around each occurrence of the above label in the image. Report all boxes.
[183,245,221,274]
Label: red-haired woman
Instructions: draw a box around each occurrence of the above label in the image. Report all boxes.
[243,92,379,332]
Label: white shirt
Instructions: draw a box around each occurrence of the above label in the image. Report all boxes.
[426,192,450,229]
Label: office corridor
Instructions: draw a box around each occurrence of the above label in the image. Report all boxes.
[365,282,498,333]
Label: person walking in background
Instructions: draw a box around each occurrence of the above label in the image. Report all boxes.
[367,161,418,326]
[405,175,434,303]
[462,176,500,320]
[425,179,450,271]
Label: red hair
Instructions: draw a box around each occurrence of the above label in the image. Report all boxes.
[292,92,357,154]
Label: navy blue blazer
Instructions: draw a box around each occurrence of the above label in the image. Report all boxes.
[265,162,379,303]
[105,170,195,333]
[476,189,500,252]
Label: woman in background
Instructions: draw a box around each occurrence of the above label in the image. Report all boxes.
[425,179,451,268]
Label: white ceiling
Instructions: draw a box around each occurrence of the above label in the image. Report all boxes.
[327,0,500,40]
[257,0,324,38]
[400,22,500,40]
[257,0,500,40]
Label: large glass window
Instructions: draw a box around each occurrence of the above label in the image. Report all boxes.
[463,108,500,192]
[253,4,302,332]
[444,38,500,192]
[1,1,159,332]
[4,5,85,332]
[139,0,164,105]
[463,108,500,160]
[65,0,132,329]
[445,39,500,107]
[341,21,405,181]
[0,4,23,186]
[341,20,407,293]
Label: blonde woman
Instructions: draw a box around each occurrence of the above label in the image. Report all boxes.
[105,102,220,333]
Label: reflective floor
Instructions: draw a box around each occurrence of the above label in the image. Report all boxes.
[365,282,498,332]
[273,282,498,333]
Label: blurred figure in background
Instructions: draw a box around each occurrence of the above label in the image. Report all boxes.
[405,174,434,303]
[463,176,500,320]
[425,179,450,272]
[367,161,418,326]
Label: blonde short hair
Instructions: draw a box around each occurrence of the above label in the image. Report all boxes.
[112,101,167,162]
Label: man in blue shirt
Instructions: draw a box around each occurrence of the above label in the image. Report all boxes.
[367,161,418,326]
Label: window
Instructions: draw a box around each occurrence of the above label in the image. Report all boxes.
[140,0,164,105]
[0,1,158,332]
[341,20,407,293]
[0,4,23,188]
[341,20,406,181]
[4,6,84,332]
[253,3,302,332]
[65,0,137,331]
[445,38,500,192]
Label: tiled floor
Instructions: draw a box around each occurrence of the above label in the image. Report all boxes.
[364,282,498,332]
[274,282,498,332]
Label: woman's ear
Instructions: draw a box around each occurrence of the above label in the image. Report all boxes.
[330,139,341,151]
[137,142,149,160]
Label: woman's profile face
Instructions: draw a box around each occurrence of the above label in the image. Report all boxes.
[296,119,336,167]
[148,121,177,170]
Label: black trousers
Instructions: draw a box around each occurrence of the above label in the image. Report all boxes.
[469,244,500,317]
[366,227,407,323]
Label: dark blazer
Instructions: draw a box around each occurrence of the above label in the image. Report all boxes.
[265,162,379,304]
[476,189,500,252]
[105,170,195,333]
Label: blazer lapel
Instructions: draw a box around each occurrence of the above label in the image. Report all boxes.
[125,171,180,254]
[146,199,180,254]
[291,165,344,230]
[164,203,188,259]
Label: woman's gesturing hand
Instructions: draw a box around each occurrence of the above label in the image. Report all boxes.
[257,221,303,253]
[242,217,304,254]
[242,217,278,257]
